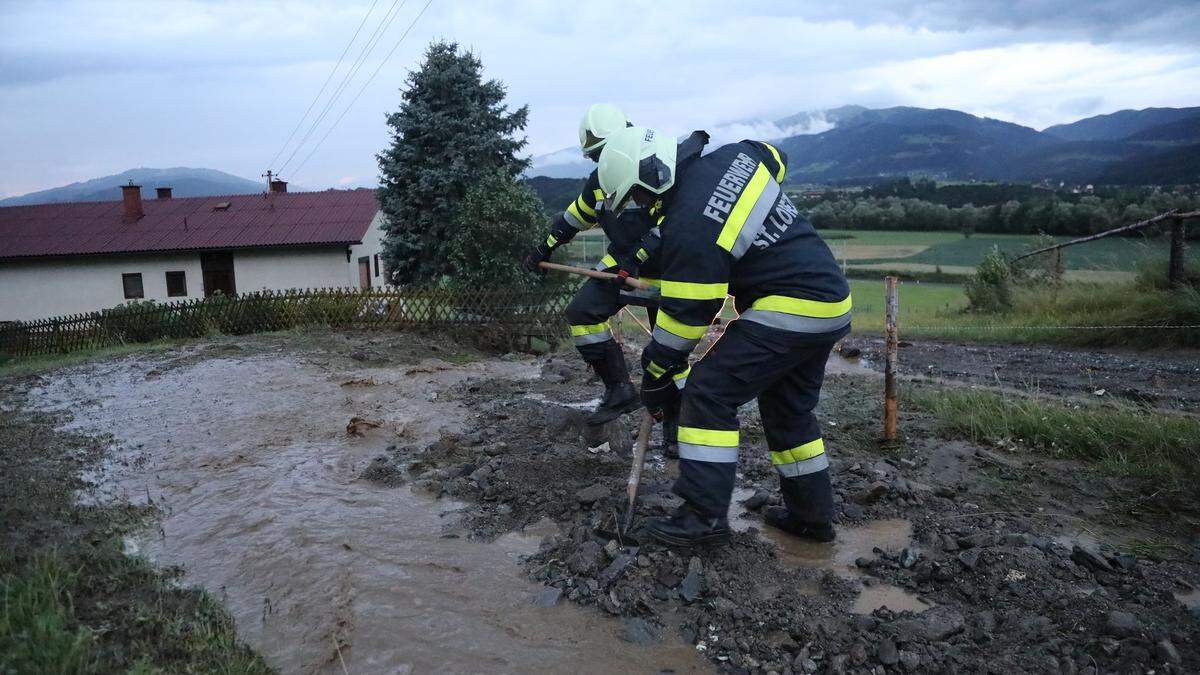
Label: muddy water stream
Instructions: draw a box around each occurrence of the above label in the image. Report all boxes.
[729,489,929,616]
[32,351,704,673]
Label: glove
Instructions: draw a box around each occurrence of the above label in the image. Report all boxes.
[641,372,680,421]
[606,251,640,288]
[523,242,552,275]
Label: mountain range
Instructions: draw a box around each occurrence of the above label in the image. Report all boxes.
[0,167,264,206]
[528,105,1200,186]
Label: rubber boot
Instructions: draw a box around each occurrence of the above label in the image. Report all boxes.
[585,341,639,426]
[644,503,730,547]
[765,469,836,542]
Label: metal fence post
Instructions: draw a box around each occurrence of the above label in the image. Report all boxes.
[884,275,899,441]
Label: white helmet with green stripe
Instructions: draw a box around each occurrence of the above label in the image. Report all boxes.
[579,104,629,159]
[597,126,677,216]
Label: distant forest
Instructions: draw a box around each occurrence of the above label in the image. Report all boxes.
[798,179,1200,239]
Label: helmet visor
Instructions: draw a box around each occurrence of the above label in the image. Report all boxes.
[581,129,605,155]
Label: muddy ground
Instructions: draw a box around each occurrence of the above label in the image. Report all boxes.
[839,336,1200,412]
[13,329,1200,673]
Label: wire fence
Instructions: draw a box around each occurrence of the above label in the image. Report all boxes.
[0,286,577,359]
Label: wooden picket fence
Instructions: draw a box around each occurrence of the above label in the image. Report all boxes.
[0,286,577,359]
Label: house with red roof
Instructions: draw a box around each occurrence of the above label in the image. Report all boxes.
[0,181,390,321]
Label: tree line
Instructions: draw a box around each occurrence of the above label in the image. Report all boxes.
[802,189,1200,238]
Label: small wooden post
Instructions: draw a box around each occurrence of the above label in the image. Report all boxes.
[1168,217,1187,288]
[883,276,899,441]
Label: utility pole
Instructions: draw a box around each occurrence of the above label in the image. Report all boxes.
[262,170,275,192]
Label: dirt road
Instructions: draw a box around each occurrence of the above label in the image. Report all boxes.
[840,336,1200,412]
[19,330,1200,673]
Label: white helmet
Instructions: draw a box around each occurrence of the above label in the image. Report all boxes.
[597,126,677,217]
[579,104,629,159]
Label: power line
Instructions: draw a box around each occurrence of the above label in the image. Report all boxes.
[267,0,382,172]
[278,0,409,174]
[289,0,435,180]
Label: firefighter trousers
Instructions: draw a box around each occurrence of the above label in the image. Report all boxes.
[674,318,848,523]
[565,273,658,362]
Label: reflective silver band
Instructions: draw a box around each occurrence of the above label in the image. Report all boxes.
[730,179,781,260]
[564,209,588,230]
[738,310,851,334]
[678,443,738,463]
[673,376,687,390]
[572,330,613,346]
[774,452,830,477]
[652,325,700,352]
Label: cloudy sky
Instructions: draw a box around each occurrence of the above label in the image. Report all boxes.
[2,0,1199,197]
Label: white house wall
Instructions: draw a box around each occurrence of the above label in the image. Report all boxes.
[0,253,206,321]
[0,210,392,322]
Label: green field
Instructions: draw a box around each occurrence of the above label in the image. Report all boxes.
[554,227,1191,345]
[821,229,1170,273]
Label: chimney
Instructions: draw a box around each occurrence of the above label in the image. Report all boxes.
[121,183,144,220]
[155,186,173,199]
[269,179,288,194]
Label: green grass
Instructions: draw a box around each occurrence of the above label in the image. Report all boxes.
[847,279,967,333]
[912,388,1200,484]
[0,339,182,378]
[0,551,92,673]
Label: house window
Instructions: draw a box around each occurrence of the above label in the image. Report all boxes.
[166,271,187,297]
[122,273,144,299]
[374,254,380,277]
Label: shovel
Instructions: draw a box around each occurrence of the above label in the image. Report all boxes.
[622,412,655,535]
[538,261,659,296]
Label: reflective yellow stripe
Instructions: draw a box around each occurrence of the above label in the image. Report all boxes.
[656,215,664,226]
[656,311,708,340]
[636,248,649,262]
[771,438,825,465]
[569,321,610,337]
[716,163,771,252]
[545,234,558,247]
[672,366,690,382]
[763,143,786,183]
[598,254,617,269]
[567,201,594,226]
[646,361,666,379]
[751,294,852,318]
[661,280,728,301]
[576,195,597,218]
[679,426,739,447]
[639,276,661,288]
[593,188,605,203]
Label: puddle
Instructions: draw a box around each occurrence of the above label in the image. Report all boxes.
[826,353,877,377]
[32,351,706,673]
[1176,587,1200,611]
[729,489,929,615]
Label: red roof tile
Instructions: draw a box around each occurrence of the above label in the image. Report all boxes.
[0,189,379,259]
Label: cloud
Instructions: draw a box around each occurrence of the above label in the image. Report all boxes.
[1,1,1199,196]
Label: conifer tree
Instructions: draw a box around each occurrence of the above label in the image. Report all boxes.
[377,41,531,285]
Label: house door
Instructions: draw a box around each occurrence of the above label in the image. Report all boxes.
[200,252,236,297]
[358,257,371,289]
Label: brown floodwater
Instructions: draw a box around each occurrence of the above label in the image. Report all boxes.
[729,489,930,615]
[32,348,706,674]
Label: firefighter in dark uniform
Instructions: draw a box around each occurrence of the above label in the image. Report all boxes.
[525,105,708,449]
[597,126,852,546]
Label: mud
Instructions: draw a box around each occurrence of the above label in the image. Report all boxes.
[26,332,705,673]
[19,330,1200,673]
[840,336,1200,411]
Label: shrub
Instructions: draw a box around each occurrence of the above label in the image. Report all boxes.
[964,246,1012,312]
